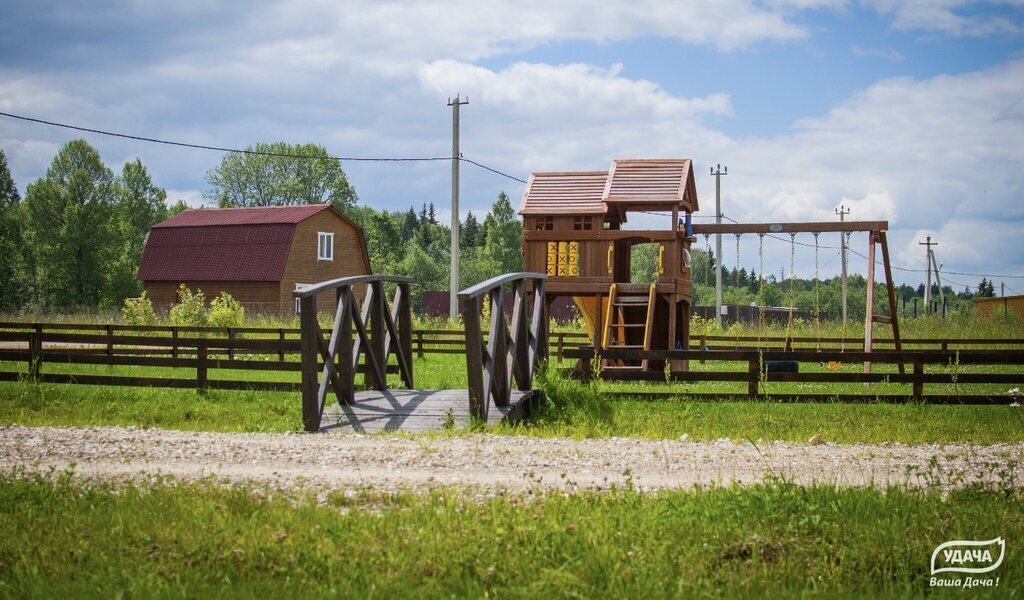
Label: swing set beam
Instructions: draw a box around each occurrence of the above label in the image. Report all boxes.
[692,221,888,235]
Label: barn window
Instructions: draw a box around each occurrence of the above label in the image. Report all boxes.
[317,232,334,261]
[536,216,554,231]
[573,216,592,231]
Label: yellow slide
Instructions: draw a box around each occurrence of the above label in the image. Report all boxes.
[572,296,599,341]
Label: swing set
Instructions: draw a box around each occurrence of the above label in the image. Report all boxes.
[692,220,903,375]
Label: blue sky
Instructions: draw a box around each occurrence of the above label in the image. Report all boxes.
[2,0,1023,291]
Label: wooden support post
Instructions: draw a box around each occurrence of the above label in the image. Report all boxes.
[463,296,486,420]
[299,296,320,432]
[227,328,235,360]
[913,361,924,399]
[877,230,904,374]
[171,327,179,359]
[369,281,387,390]
[489,287,509,407]
[106,324,114,357]
[416,330,425,359]
[278,328,286,362]
[864,231,877,378]
[398,282,414,388]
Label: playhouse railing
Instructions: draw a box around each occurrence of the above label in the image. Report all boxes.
[458,273,548,420]
[295,275,414,432]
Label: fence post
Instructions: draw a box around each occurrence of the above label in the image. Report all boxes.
[29,326,42,382]
[417,330,424,359]
[912,361,924,399]
[748,356,759,398]
[278,328,286,362]
[106,324,114,357]
[171,327,179,358]
[196,340,208,390]
[227,328,235,360]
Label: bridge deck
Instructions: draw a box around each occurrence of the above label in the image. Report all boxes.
[320,389,536,433]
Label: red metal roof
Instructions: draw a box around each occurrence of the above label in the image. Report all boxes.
[139,204,334,282]
[518,171,609,215]
[153,204,331,228]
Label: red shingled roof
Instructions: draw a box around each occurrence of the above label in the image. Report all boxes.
[138,204,333,282]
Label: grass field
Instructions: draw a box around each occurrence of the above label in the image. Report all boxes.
[0,470,1019,599]
[2,358,1022,443]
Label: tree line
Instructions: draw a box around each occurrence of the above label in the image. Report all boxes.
[0,140,522,313]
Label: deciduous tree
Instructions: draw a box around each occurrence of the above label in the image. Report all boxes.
[204,142,357,213]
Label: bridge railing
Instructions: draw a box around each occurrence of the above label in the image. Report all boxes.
[458,273,548,420]
[295,275,415,432]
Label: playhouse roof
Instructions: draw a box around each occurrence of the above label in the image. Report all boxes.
[519,158,699,219]
[518,171,608,216]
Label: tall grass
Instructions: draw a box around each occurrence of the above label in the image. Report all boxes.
[0,470,1019,598]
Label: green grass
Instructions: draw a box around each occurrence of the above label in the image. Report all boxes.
[1,352,1022,443]
[0,470,1020,598]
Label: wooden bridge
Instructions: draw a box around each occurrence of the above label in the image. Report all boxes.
[294,273,548,432]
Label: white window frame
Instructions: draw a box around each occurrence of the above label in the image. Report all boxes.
[317,232,334,261]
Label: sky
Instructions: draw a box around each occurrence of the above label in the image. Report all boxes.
[2,0,1023,292]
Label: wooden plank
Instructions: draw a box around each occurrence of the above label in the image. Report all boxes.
[321,389,534,433]
[692,221,888,234]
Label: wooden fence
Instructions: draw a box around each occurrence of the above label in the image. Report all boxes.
[0,322,1022,403]
[565,347,1024,404]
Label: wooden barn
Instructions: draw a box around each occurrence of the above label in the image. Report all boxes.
[137,204,371,313]
[519,158,699,371]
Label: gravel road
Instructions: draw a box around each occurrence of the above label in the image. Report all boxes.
[2,425,1022,494]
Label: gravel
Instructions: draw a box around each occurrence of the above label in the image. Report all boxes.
[2,425,1022,494]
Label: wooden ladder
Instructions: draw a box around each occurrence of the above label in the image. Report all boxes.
[601,283,657,371]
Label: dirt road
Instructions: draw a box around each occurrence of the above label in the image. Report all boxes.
[2,425,1022,494]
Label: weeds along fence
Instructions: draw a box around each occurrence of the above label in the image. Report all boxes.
[0,322,1023,398]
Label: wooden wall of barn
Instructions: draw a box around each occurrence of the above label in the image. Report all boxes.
[280,209,371,309]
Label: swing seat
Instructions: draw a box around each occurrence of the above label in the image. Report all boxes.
[765,360,799,373]
[827,361,842,371]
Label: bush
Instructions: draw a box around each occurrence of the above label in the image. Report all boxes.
[208,292,245,328]
[121,292,158,326]
[169,285,208,327]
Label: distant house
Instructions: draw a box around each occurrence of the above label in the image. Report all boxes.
[137,204,371,312]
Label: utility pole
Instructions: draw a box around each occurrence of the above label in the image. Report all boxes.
[448,94,468,320]
[711,164,727,327]
[836,205,850,324]
[930,254,945,315]
[919,236,937,314]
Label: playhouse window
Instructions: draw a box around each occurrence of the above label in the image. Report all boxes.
[317,232,334,261]
[573,216,592,231]
[546,241,579,277]
[536,216,554,231]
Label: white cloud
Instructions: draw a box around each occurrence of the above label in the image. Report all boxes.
[863,0,1024,36]
[419,60,733,121]
[851,46,906,61]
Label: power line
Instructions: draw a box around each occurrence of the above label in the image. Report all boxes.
[0,110,527,183]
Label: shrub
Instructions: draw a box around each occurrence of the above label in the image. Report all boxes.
[121,292,158,326]
[208,292,245,328]
[169,285,208,327]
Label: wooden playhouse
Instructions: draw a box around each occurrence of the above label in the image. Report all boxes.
[519,159,699,371]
